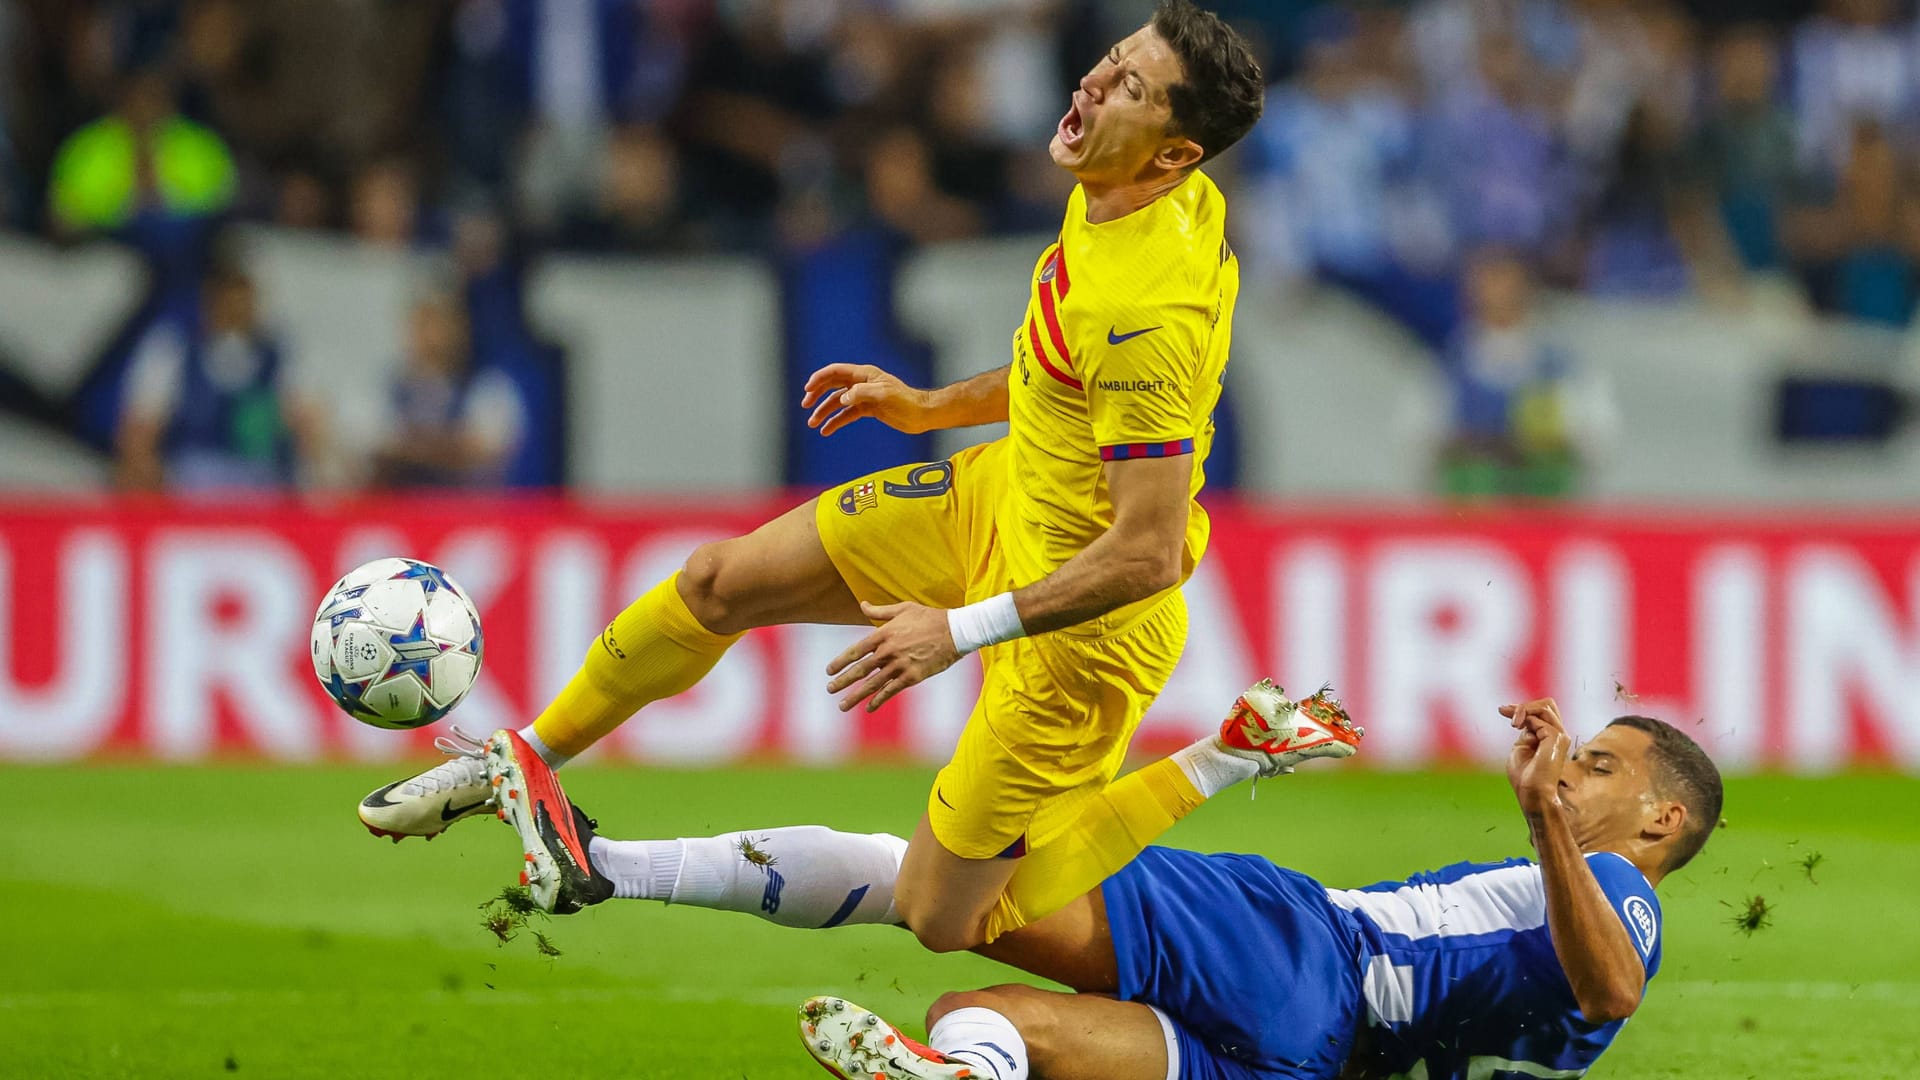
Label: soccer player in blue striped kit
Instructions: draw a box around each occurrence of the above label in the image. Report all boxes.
[800,698,1722,1080]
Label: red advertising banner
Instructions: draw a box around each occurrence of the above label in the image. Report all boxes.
[3,497,1917,770]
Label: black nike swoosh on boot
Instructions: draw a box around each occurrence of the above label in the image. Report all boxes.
[441,797,490,821]
[361,782,404,808]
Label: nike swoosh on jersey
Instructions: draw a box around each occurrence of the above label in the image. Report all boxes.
[1107,325,1163,345]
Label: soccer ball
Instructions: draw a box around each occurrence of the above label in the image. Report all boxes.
[310,557,484,730]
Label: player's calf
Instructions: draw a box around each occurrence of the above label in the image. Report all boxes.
[923,985,1171,1080]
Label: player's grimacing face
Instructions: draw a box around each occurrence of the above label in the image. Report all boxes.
[1557,726,1670,850]
[1051,26,1196,181]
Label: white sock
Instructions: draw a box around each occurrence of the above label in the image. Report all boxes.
[517,725,573,768]
[587,836,682,899]
[1171,736,1261,799]
[930,1007,1030,1080]
[588,827,907,929]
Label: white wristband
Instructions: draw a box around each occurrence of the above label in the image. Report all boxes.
[947,592,1026,655]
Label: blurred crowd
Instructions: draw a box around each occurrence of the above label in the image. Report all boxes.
[0,0,1116,254]
[1235,0,1920,320]
[1,0,1914,498]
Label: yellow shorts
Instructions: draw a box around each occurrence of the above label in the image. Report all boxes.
[815,439,1189,859]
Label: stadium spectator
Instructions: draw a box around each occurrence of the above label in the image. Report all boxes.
[501,0,694,240]
[1436,250,1616,500]
[369,288,528,489]
[673,1,840,249]
[1788,117,1920,326]
[115,249,322,493]
[1424,32,1567,260]
[448,203,567,487]
[349,156,424,249]
[1237,7,1459,346]
[1695,25,1799,272]
[0,1,22,229]
[864,127,983,246]
[439,0,521,201]
[1789,0,1917,180]
[889,0,1068,149]
[1580,100,1726,299]
[1561,1,1695,173]
[21,0,1920,506]
[174,0,281,218]
[559,122,692,252]
[238,0,441,202]
[922,47,1028,231]
[47,64,234,262]
[1407,0,1582,101]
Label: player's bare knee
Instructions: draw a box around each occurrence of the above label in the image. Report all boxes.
[923,991,1070,1073]
[925,990,981,1028]
[891,888,963,953]
[905,915,988,955]
[677,541,744,633]
[925,985,1038,1028]
[895,894,989,953]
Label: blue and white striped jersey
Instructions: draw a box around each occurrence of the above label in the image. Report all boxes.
[1327,853,1662,1080]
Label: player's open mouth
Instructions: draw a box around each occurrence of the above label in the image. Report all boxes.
[1058,97,1086,150]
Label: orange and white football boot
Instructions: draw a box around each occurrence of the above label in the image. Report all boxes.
[1217,678,1364,777]
[483,729,612,914]
[800,997,974,1080]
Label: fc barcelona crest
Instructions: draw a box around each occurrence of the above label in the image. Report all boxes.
[838,481,878,515]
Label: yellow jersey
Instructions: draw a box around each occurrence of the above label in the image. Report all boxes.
[999,169,1238,631]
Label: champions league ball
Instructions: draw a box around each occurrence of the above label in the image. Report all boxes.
[310,557,484,730]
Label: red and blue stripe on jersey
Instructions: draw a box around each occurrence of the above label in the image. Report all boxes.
[1099,439,1196,461]
[1027,245,1082,391]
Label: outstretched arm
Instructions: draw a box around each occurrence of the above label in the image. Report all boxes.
[1003,453,1189,635]
[1504,699,1649,1024]
[824,453,1188,712]
[802,363,1009,436]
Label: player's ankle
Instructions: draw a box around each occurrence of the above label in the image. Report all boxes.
[517,725,574,768]
[1174,738,1261,798]
[588,836,683,900]
[931,1006,1031,1080]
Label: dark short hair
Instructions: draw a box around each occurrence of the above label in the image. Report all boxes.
[1607,715,1724,872]
[1150,0,1265,165]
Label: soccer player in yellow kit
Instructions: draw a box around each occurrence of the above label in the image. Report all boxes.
[359,0,1277,952]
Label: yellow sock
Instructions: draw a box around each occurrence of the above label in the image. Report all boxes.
[531,573,743,758]
[981,757,1204,941]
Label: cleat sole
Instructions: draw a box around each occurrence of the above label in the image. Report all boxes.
[484,731,562,912]
[797,997,972,1080]
[361,821,441,844]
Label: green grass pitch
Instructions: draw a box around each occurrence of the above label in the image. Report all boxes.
[3,764,1914,1079]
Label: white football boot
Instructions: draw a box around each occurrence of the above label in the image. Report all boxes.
[1216,679,1365,778]
[357,726,495,842]
[800,997,975,1080]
